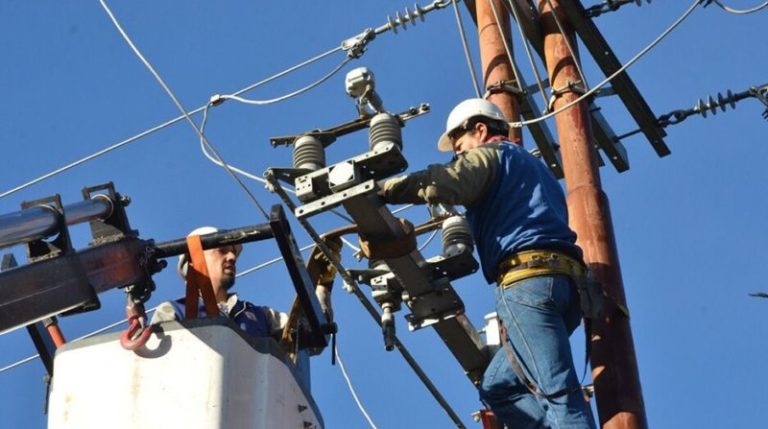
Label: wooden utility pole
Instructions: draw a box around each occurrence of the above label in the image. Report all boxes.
[537,1,647,428]
[476,0,522,144]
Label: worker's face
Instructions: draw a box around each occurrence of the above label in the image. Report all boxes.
[451,122,487,154]
[205,245,238,292]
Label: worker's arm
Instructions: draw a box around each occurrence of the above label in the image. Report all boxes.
[380,144,500,207]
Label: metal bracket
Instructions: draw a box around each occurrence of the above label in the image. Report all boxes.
[590,105,629,172]
[404,277,465,331]
[426,244,480,281]
[270,104,430,148]
[295,179,378,220]
[268,204,331,351]
[292,141,407,204]
[81,182,135,245]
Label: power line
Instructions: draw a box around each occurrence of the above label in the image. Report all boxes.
[450,0,482,98]
[508,0,704,129]
[1,1,454,201]
[505,0,551,108]
[487,0,525,94]
[215,57,351,107]
[99,0,272,219]
[0,50,344,202]
[710,0,768,14]
[335,345,379,429]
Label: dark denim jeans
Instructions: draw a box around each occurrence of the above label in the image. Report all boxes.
[479,275,596,429]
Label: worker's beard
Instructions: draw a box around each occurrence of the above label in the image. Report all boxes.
[221,275,235,291]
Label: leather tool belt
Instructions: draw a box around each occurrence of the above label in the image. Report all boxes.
[496,249,585,287]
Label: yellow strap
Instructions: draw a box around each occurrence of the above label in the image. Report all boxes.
[497,250,584,287]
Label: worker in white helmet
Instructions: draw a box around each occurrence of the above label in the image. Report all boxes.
[151,226,287,338]
[376,99,596,428]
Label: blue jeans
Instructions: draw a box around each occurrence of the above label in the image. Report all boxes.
[479,275,596,429]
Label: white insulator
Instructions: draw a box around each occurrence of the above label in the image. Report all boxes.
[441,216,473,257]
[369,113,402,152]
[293,135,325,170]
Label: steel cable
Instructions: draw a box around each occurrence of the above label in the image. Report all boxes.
[543,0,590,90]
[504,0,550,108]
[711,0,768,14]
[0,27,342,202]
[335,346,379,429]
[487,0,525,93]
[100,0,273,219]
[509,0,704,128]
[451,0,483,98]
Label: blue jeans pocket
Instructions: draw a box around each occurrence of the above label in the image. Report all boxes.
[505,276,555,307]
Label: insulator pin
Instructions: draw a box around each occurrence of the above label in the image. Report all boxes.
[293,135,326,171]
[369,113,402,152]
[441,216,473,257]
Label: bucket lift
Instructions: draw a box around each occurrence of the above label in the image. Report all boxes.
[0,183,333,428]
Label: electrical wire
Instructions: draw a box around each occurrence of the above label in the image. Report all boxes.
[99,0,271,219]
[711,0,768,14]
[418,229,440,251]
[198,103,357,225]
[487,0,525,93]
[335,346,379,429]
[509,0,704,129]
[217,57,352,106]
[450,0,483,98]
[2,0,454,201]
[0,32,342,202]
[543,0,590,89]
[505,0,550,108]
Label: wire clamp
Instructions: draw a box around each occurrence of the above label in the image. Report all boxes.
[209,94,225,107]
[342,28,376,59]
[547,80,587,113]
[483,80,526,99]
[749,85,768,120]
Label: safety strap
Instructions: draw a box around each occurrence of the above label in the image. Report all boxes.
[497,250,585,287]
[499,320,581,401]
[185,234,220,319]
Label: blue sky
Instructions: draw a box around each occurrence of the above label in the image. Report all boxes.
[1,1,766,428]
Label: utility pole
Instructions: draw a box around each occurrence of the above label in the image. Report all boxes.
[476,0,522,144]
[536,1,647,428]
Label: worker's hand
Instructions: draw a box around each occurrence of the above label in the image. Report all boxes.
[313,236,342,284]
[316,284,333,323]
[376,179,388,197]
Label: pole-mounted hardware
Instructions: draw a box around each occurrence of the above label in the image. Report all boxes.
[656,83,768,127]
[265,66,490,383]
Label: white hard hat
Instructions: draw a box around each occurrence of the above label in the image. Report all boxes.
[437,98,507,152]
[177,226,243,279]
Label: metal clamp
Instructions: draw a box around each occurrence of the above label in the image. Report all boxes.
[484,79,526,99]
[547,80,587,113]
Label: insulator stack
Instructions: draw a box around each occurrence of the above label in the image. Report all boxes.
[385,4,427,34]
[656,85,766,128]
[694,90,737,118]
[441,216,473,257]
[369,113,403,152]
[293,135,325,170]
